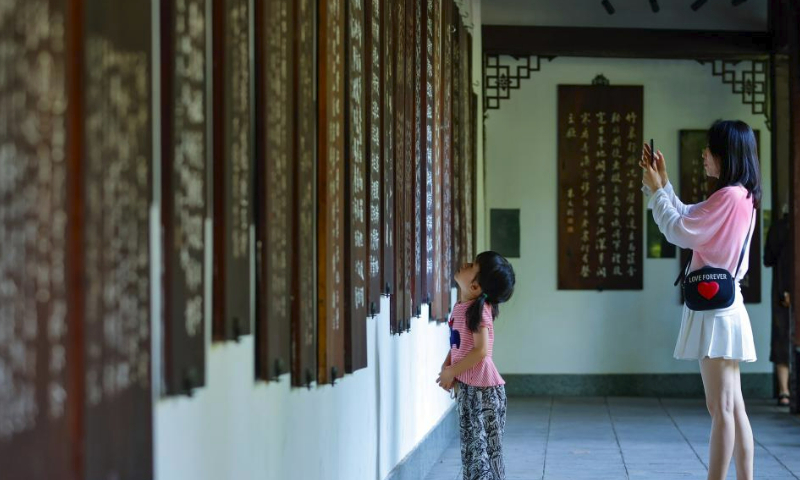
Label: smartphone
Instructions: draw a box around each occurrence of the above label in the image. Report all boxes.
[649,138,655,167]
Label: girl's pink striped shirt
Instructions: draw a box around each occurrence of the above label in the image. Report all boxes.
[448,301,505,387]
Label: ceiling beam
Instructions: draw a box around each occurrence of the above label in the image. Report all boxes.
[483,26,771,60]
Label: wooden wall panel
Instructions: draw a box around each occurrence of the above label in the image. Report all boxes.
[160,0,208,395]
[83,1,153,477]
[212,0,253,340]
[423,0,436,309]
[344,0,368,372]
[255,0,294,381]
[441,0,454,319]
[365,0,382,317]
[391,0,406,333]
[382,0,395,309]
[430,0,445,321]
[291,0,318,388]
[0,1,76,477]
[318,0,346,383]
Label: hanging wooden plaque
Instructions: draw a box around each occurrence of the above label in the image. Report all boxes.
[212,0,253,340]
[557,85,644,290]
[440,0,454,318]
[254,0,294,381]
[382,0,395,306]
[0,1,76,477]
[422,0,435,309]
[83,1,153,477]
[291,0,318,388]
[318,0,346,384]
[161,0,208,395]
[344,0,368,372]
[365,0,382,317]
[391,0,407,334]
[430,0,445,321]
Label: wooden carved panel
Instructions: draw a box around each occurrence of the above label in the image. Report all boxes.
[557,85,644,290]
[451,9,462,272]
[407,0,420,321]
[344,0,368,372]
[83,1,153,477]
[291,0,317,388]
[423,0,436,309]
[391,0,407,333]
[0,1,75,477]
[255,0,294,381]
[318,0,346,384]
[212,0,253,340]
[365,0,382,317]
[161,0,207,395]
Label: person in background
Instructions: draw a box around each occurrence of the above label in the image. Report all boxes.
[764,205,792,407]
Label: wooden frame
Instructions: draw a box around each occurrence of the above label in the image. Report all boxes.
[82,1,154,477]
[344,0,368,372]
[317,0,346,384]
[382,0,395,304]
[212,0,253,341]
[160,0,208,395]
[391,0,407,333]
[254,0,294,381]
[291,0,318,388]
[365,0,383,317]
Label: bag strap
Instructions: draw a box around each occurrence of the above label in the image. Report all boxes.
[733,207,755,278]
[674,207,755,286]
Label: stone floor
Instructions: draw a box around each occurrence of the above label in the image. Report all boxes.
[425,397,800,480]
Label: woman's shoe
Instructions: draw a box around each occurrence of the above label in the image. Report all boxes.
[778,393,790,407]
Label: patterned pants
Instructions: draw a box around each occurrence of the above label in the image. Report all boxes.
[456,382,507,480]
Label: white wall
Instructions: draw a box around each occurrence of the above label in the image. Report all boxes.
[485,56,773,375]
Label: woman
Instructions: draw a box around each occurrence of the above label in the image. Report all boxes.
[642,120,759,480]
[764,208,792,406]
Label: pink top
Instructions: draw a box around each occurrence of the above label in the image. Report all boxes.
[448,301,505,387]
[649,182,755,281]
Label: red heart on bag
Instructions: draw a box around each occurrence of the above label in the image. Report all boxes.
[698,281,720,300]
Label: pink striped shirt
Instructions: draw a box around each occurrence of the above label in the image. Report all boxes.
[448,301,505,387]
[649,182,755,280]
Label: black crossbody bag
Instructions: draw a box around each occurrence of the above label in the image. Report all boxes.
[674,208,754,311]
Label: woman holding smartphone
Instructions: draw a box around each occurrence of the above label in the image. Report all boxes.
[641,120,760,480]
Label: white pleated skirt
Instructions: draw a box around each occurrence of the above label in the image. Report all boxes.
[673,290,757,362]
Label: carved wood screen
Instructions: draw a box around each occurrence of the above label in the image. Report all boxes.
[212,0,253,341]
[161,0,208,395]
[254,0,294,381]
[82,1,154,477]
[557,85,644,290]
[344,0,369,372]
[291,0,318,388]
[678,129,762,303]
[318,0,346,384]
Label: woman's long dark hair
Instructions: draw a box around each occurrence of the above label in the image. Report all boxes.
[465,251,516,332]
[707,120,761,208]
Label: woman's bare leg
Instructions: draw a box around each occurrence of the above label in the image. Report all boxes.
[700,357,737,480]
[731,361,754,480]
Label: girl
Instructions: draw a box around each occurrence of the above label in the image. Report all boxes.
[437,251,516,480]
[642,120,760,480]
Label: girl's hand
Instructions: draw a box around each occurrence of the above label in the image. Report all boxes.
[437,367,455,391]
[642,143,668,186]
[640,147,664,192]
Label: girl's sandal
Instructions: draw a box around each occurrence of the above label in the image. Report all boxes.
[778,393,790,407]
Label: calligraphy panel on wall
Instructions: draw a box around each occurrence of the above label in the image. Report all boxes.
[401,0,415,327]
[365,0,382,317]
[254,0,293,381]
[678,129,761,303]
[440,0,454,318]
[382,0,395,306]
[291,0,318,388]
[83,1,153,477]
[0,1,75,477]
[344,0,368,372]
[318,0,346,383]
[463,31,475,263]
[557,85,644,290]
[161,0,207,395]
[391,0,407,333]
[423,0,436,310]
[451,9,462,272]
[430,0,445,321]
[212,0,253,341]
[412,0,424,318]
